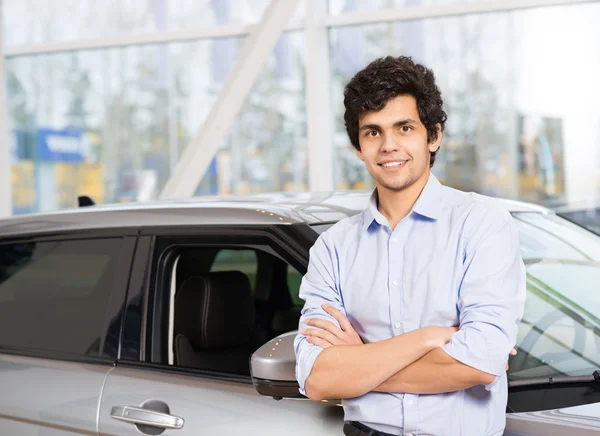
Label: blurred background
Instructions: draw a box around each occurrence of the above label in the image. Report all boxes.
[1,0,599,222]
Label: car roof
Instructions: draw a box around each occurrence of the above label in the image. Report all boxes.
[0,191,550,238]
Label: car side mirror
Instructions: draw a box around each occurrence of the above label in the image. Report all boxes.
[250,331,305,400]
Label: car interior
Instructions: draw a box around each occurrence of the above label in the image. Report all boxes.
[169,247,303,375]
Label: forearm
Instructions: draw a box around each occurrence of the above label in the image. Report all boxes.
[374,348,496,394]
[304,329,435,401]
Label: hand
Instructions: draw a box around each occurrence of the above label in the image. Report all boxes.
[302,303,363,349]
[422,325,459,348]
[506,348,517,371]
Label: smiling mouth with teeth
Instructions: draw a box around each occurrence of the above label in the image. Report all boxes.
[380,160,408,168]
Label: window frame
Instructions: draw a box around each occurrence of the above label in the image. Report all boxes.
[0,229,138,364]
[119,223,315,383]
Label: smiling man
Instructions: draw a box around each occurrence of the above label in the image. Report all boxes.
[294,56,526,436]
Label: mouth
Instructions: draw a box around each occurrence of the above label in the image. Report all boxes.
[378,160,409,169]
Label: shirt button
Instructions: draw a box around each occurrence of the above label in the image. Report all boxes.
[407,399,414,406]
[394,323,401,329]
[392,280,398,287]
[406,433,414,436]
[392,238,398,244]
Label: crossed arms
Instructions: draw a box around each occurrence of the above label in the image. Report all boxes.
[294,210,526,402]
[302,304,512,401]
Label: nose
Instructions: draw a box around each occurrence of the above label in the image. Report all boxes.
[381,131,400,153]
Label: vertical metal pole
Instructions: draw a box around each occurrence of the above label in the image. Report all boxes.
[0,0,13,217]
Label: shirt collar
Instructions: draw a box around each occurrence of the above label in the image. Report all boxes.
[362,189,387,231]
[412,172,442,220]
[361,172,442,231]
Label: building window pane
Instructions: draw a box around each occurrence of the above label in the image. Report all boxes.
[198,31,307,196]
[6,30,306,213]
[3,0,305,47]
[329,2,600,205]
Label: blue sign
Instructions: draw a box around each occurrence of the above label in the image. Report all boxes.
[36,128,84,163]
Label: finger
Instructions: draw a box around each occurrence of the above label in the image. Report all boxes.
[510,348,517,356]
[322,304,354,332]
[302,328,341,346]
[505,364,509,371]
[306,335,332,349]
[306,318,344,337]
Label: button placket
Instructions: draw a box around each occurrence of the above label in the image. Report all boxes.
[389,228,404,336]
[403,393,419,435]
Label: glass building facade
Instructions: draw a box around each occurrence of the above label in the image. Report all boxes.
[3,0,600,214]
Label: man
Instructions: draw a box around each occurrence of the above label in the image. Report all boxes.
[294,56,526,436]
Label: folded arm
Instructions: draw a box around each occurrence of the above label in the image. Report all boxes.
[304,311,454,400]
[294,233,455,401]
[375,348,494,394]
[377,205,526,395]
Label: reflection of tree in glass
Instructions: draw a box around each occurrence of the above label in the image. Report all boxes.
[208,35,307,194]
[100,47,189,204]
[435,15,507,196]
[64,55,91,130]
[7,72,33,129]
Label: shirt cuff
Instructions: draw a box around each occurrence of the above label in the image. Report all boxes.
[295,338,324,396]
[442,341,503,391]
[482,374,503,392]
[441,330,505,377]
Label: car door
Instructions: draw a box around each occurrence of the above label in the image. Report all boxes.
[0,233,136,435]
[98,225,343,435]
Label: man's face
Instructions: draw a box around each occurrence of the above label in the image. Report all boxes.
[356,95,441,193]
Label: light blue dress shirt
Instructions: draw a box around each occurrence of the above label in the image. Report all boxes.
[294,173,526,436]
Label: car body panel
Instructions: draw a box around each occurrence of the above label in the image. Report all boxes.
[505,402,600,435]
[98,366,343,436]
[0,191,550,239]
[0,353,110,435]
[2,192,600,435]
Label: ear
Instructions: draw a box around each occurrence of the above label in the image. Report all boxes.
[355,147,364,161]
[428,124,442,153]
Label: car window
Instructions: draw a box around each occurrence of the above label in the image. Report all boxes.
[509,213,600,380]
[288,268,303,305]
[514,212,600,260]
[165,245,303,376]
[513,217,589,262]
[211,249,258,291]
[210,248,303,305]
[0,238,123,357]
[558,207,600,236]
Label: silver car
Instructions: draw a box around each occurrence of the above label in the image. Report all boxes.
[1,192,600,435]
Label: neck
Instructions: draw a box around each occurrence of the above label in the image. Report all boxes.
[377,172,430,229]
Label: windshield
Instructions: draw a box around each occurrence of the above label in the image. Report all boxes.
[557,207,600,236]
[510,212,600,380]
[312,212,600,380]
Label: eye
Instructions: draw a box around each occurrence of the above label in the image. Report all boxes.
[365,130,379,137]
[400,125,412,133]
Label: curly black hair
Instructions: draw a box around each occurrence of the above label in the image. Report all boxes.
[343,56,447,167]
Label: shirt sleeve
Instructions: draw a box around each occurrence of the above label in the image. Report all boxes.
[442,203,526,386]
[294,231,346,396]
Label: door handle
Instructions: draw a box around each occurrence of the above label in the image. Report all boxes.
[111,405,184,430]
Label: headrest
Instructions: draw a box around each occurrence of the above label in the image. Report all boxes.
[174,271,254,350]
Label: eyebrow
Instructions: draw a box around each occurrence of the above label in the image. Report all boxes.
[359,118,418,132]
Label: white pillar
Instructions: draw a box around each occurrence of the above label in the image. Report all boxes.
[159,0,299,199]
[305,0,334,192]
[0,0,12,217]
